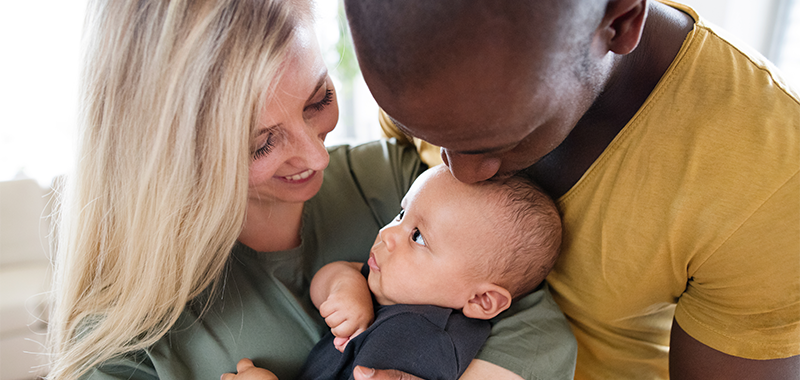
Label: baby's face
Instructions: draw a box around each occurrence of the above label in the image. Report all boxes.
[367,165,507,307]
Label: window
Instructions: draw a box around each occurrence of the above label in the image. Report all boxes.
[1,1,797,187]
[0,0,379,188]
[0,1,85,187]
[773,0,800,88]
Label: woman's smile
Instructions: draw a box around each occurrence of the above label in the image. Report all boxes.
[278,169,317,183]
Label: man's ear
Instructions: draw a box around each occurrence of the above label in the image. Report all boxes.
[593,0,648,55]
[462,284,512,320]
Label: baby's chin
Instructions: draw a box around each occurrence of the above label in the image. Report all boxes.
[366,273,389,306]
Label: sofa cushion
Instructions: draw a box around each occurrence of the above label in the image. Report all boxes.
[0,263,51,335]
[0,179,51,266]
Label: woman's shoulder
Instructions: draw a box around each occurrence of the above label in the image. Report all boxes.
[322,139,424,218]
[326,139,423,177]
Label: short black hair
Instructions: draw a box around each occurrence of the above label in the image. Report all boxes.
[344,0,605,95]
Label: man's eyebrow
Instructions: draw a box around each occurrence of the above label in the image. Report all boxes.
[390,113,515,156]
[391,115,511,155]
[389,115,409,133]
[306,70,328,103]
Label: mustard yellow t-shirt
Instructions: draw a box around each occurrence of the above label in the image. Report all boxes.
[552,2,800,378]
[380,2,800,379]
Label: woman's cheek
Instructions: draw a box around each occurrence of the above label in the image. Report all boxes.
[248,156,280,187]
[320,100,339,136]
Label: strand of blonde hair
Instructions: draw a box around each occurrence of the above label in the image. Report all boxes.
[48,1,305,378]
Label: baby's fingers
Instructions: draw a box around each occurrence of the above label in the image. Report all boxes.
[329,319,360,338]
[333,336,350,352]
[318,299,340,319]
[323,311,348,330]
[331,326,367,352]
[237,359,255,373]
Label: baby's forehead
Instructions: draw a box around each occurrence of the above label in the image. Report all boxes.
[413,166,508,205]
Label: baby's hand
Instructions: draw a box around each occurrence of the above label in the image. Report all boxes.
[220,359,277,380]
[319,284,374,352]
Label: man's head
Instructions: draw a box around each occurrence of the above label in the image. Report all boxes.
[366,165,562,320]
[345,0,648,183]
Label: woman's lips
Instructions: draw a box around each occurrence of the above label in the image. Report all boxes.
[367,253,380,272]
[278,169,315,183]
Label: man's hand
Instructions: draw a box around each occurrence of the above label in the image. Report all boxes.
[220,359,278,380]
[353,366,423,380]
[351,359,523,380]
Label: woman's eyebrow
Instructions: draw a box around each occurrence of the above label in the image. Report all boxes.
[306,70,329,102]
[255,124,279,138]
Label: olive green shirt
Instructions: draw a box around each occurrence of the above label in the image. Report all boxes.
[86,141,576,380]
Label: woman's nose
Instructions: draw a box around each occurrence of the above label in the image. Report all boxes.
[440,148,501,184]
[290,123,330,171]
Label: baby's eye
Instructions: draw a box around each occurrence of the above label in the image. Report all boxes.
[412,228,426,246]
[395,209,405,221]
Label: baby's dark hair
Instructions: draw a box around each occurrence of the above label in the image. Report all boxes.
[473,174,562,300]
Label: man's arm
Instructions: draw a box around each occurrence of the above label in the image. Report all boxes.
[353,359,523,380]
[669,319,800,379]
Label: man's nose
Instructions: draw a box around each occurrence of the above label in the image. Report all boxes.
[440,148,501,184]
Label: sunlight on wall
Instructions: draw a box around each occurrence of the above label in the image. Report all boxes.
[0,0,378,188]
[775,0,800,89]
[0,1,86,187]
[0,0,797,188]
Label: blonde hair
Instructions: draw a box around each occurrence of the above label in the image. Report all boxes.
[48,1,308,379]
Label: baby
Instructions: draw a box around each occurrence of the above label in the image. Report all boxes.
[224,165,562,380]
[299,165,562,380]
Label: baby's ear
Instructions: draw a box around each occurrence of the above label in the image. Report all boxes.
[462,284,511,320]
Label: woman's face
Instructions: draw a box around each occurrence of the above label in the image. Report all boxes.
[248,25,338,206]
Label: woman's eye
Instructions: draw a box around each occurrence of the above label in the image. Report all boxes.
[305,89,334,113]
[412,228,426,246]
[395,209,405,221]
[252,132,275,160]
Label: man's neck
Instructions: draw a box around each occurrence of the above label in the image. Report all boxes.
[529,1,694,199]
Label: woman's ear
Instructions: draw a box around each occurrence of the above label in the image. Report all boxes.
[462,284,512,320]
[593,0,648,55]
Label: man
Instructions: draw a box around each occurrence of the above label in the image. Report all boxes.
[344,0,799,379]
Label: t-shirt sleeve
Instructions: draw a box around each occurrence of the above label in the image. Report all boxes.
[475,284,578,380]
[674,171,800,359]
[80,353,159,380]
[347,140,427,227]
[378,108,443,167]
[354,314,462,380]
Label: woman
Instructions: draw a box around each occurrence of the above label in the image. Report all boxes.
[49,1,575,379]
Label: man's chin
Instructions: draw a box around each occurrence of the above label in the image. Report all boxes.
[490,168,528,181]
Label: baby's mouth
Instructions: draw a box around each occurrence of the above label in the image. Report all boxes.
[367,251,380,272]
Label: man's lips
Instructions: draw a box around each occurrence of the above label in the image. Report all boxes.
[367,252,380,272]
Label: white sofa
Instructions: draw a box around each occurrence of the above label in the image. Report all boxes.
[0,179,53,379]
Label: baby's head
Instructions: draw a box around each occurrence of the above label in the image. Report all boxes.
[367,165,562,320]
